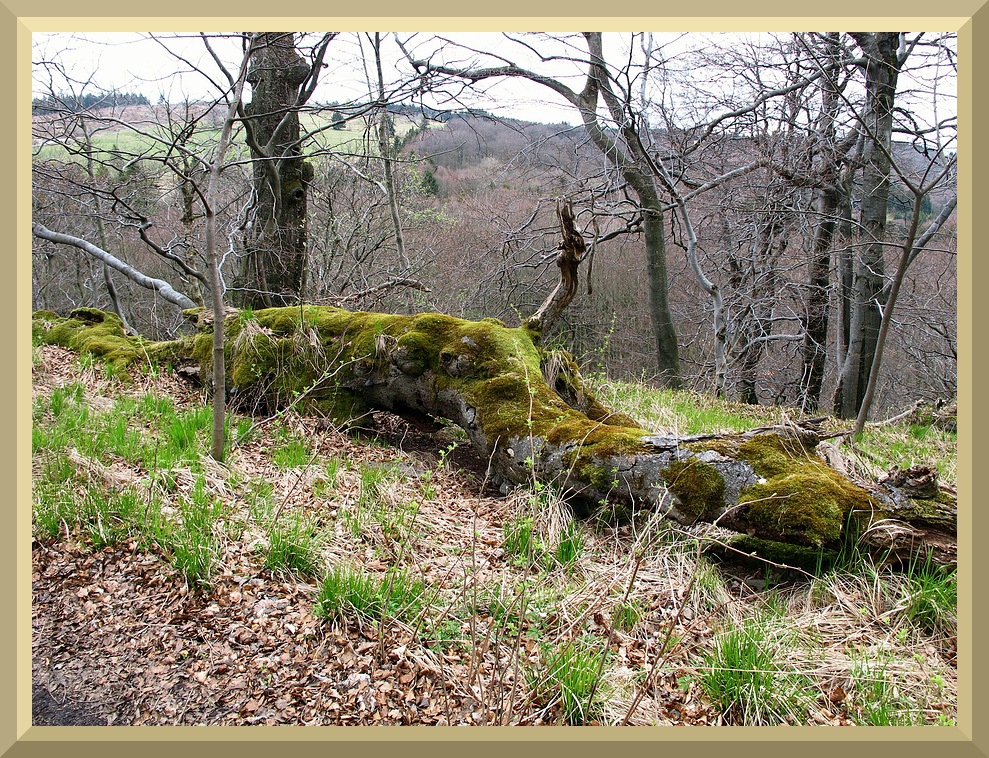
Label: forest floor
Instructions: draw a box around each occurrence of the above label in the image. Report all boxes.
[30,343,959,727]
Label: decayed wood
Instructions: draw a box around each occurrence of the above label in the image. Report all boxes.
[524,200,586,334]
[30,202,956,569]
[33,303,957,568]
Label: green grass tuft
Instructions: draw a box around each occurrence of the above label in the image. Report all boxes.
[700,615,813,725]
[167,476,224,588]
[314,564,426,625]
[264,511,323,578]
[531,638,608,725]
[272,437,313,469]
[901,557,956,637]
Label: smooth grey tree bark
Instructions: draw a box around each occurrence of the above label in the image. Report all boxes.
[834,32,901,419]
[800,33,852,412]
[31,223,197,310]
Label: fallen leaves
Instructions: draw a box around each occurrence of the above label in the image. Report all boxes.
[30,344,957,727]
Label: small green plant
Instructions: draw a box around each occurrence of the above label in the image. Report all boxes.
[503,516,544,567]
[700,615,812,725]
[265,511,323,578]
[377,499,421,542]
[98,414,143,461]
[32,453,79,539]
[691,556,731,613]
[849,652,918,726]
[613,599,645,632]
[314,564,425,625]
[342,464,407,538]
[340,466,383,536]
[357,465,394,509]
[324,458,343,487]
[427,615,465,653]
[900,557,956,637]
[531,638,608,725]
[168,476,223,588]
[552,519,585,568]
[232,416,256,445]
[436,441,459,469]
[315,565,383,621]
[272,437,313,469]
[420,478,438,501]
[313,459,344,498]
[469,582,525,634]
[81,486,143,549]
[164,406,212,463]
[246,478,275,520]
[49,384,77,417]
[137,392,175,422]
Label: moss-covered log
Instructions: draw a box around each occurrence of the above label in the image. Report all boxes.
[33,306,957,568]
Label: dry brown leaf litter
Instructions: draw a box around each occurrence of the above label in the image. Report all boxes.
[31,345,956,726]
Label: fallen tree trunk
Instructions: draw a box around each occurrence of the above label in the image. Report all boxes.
[34,306,957,568]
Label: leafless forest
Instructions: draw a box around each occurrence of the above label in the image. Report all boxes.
[31,32,958,421]
[29,31,961,728]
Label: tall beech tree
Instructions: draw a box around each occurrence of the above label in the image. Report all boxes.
[402,32,684,389]
[833,32,902,420]
[233,32,335,308]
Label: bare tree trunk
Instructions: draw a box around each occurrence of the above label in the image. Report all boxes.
[853,195,957,436]
[800,34,844,412]
[801,184,839,412]
[79,116,134,331]
[370,33,409,274]
[835,32,900,419]
[832,174,856,400]
[202,34,258,461]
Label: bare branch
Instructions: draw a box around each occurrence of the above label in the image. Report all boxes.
[32,223,196,309]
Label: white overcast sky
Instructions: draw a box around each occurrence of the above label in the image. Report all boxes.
[31,31,957,132]
[32,31,604,124]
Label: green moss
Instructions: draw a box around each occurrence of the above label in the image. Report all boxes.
[137,304,648,465]
[581,462,619,491]
[543,349,641,429]
[316,389,371,423]
[190,332,214,372]
[742,475,847,546]
[230,331,282,387]
[145,336,196,364]
[738,434,802,478]
[712,535,840,574]
[32,311,60,342]
[662,458,726,522]
[259,307,305,334]
[557,425,650,495]
[35,309,142,373]
[895,493,956,530]
[687,439,739,458]
[736,434,876,548]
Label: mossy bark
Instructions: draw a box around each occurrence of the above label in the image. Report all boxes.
[33,306,957,567]
[234,32,312,309]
